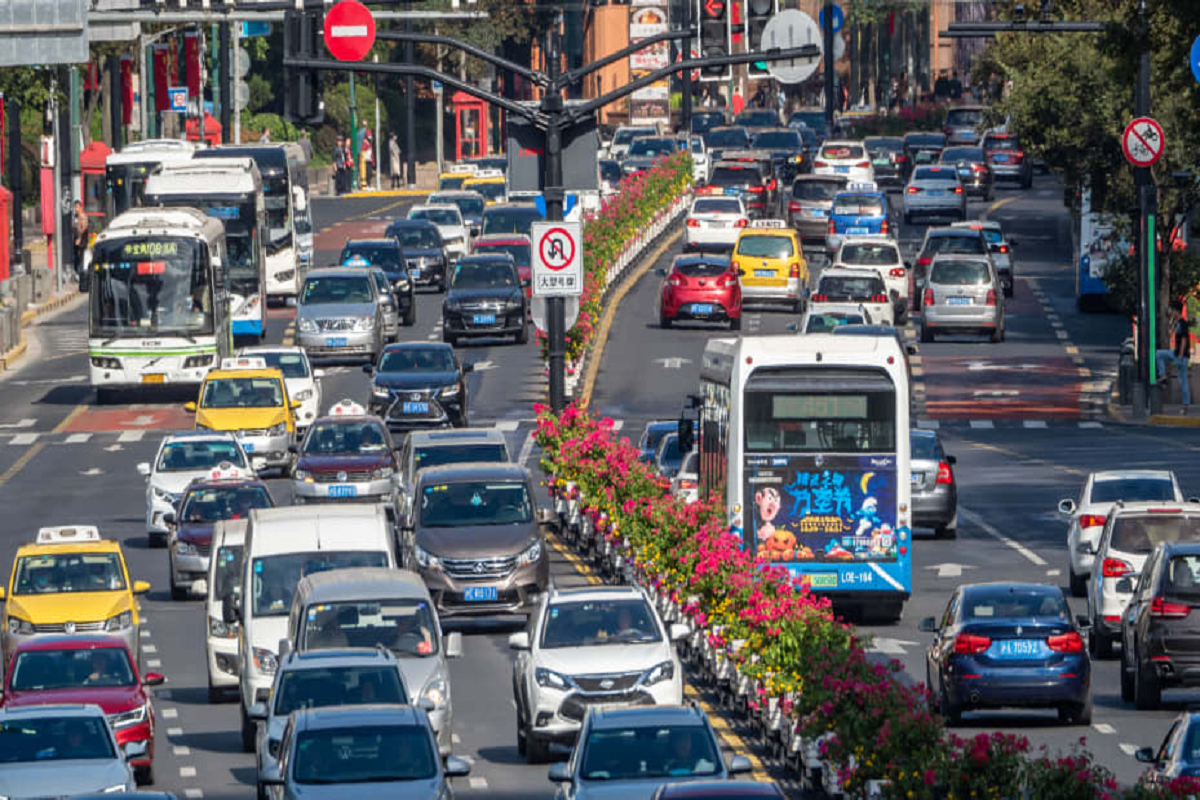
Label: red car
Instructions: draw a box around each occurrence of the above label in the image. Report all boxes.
[2,636,164,784]
[659,254,742,330]
[472,234,533,298]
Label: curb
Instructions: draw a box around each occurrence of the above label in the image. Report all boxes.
[1,288,83,372]
[0,334,27,370]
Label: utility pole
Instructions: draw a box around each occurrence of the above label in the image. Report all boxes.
[220,23,232,143]
[232,22,241,143]
[404,1,416,188]
[544,26,566,411]
[681,0,692,135]
[374,53,381,191]
[823,0,834,132]
[349,71,358,190]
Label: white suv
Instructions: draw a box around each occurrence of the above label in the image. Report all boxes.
[1087,501,1200,658]
[409,204,469,259]
[508,585,687,763]
[1058,470,1184,597]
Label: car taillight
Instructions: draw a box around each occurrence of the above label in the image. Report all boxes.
[986,289,996,306]
[788,200,801,212]
[734,218,748,228]
[871,293,887,303]
[923,288,934,307]
[971,163,987,172]
[1013,150,1024,161]
[789,263,802,278]
[1078,514,1106,529]
[1046,632,1085,653]
[881,220,889,235]
[679,479,698,489]
[828,219,836,235]
[907,186,919,194]
[953,186,963,194]
[855,161,870,168]
[1150,597,1191,618]
[954,633,991,655]
[937,461,953,484]
[889,267,906,277]
[669,277,682,287]
[812,293,828,302]
[918,256,932,267]
[814,160,827,168]
[686,218,701,227]
[747,185,765,193]
[766,179,777,191]
[1102,558,1132,578]
[895,155,907,163]
[997,244,1009,254]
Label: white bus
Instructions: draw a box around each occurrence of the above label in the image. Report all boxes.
[697,333,912,618]
[144,158,269,341]
[89,207,232,403]
[194,143,310,301]
[104,139,203,222]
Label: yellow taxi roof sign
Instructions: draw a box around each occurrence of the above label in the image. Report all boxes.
[220,357,269,371]
[37,526,102,545]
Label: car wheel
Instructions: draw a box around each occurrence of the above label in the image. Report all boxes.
[920,325,934,344]
[135,763,154,787]
[934,522,957,540]
[991,325,1004,344]
[1135,657,1162,710]
[1068,567,1088,598]
[730,315,741,331]
[443,330,457,346]
[148,531,167,549]
[1059,696,1092,725]
[240,705,257,753]
[1090,624,1114,659]
[169,565,187,601]
[939,684,963,726]
[526,731,551,764]
[1120,645,1135,702]
[659,310,672,329]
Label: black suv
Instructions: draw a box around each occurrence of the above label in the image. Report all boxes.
[339,238,416,325]
[902,132,947,177]
[385,219,447,291]
[1120,541,1200,709]
[750,128,806,183]
[704,126,752,161]
[864,136,906,187]
[365,342,472,429]
[709,156,777,219]
[441,254,529,346]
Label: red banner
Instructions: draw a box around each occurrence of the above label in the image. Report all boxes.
[184,32,201,99]
[120,56,133,126]
[152,45,170,113]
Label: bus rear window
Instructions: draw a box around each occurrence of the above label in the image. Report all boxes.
[744,391,896,453]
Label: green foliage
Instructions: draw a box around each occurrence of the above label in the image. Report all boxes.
[246,74,274,115]
[321,80,386,137]
[243,113,297,142]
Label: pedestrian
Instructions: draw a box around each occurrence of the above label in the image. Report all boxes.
[948,70,963,100]
[1157,298,1193,412]
[72,200,88,285]
[259,128,271,143]
[333,136,347,195]
[298,129,314,161]
[389,133,402,189]
[360,132,374,187]
[343,137,354,191]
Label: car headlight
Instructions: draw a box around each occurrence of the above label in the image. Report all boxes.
[268,422,287,436]
[7,616,33,635]
[294,469,311,481]
[108,703,148,729]
[268,738,281,758]
[175,540,198,557]
[439,383,460,398]
[91,356,121,370]
[297,318,318,333]
[641,660,675,686]
[209,615,236,638]
[293,388,314,402]
[106,610,134,632]
[253,647,279,676]
[535,667,572,691]
[421,676,449,710]
[505,297,524,310]
[152,486,179,504]
[414,545,442,572]
[393,277,410,291]
[353,317,375,332]
[515,540,542,567]
[372,384,392,399]
[372,466,394,480]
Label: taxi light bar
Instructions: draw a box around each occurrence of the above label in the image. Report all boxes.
[1150,597,1191,618]
[220,357,268,370]
[37,526,102,544]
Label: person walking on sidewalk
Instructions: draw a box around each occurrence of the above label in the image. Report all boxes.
[72,200,89,287]
[389,133,402,189]
[1157,298,1192,412]
[333,136,347,195]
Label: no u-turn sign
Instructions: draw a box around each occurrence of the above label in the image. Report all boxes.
[531,221,583,298]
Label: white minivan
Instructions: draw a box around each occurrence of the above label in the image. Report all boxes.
[206,519,247,702]
[225,504,397,750]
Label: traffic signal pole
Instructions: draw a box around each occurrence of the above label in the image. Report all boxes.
[823,0,834,132]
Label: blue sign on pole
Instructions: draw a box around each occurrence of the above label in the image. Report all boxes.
[168,86,188,113]
[533,194,577,218]
[241,21,271,38]
[819,4,844,34]
[1191,34,1200,85]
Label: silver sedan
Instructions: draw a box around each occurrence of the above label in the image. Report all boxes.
[902,166,967,224]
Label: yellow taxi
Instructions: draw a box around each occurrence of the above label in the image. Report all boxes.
[0,526,150,668]
[731,219,809,312]
[185,356,298,473]
[437,164,478,191]
[462,171,507,205]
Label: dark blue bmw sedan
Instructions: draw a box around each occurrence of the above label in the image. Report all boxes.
[920,582,1092,726]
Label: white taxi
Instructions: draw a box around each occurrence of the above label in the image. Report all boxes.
[813,140,875,185]
[684,195,748,252]
[409,204,470,259]
[138,432,253,548]
[809,267,894,326]
[236,345,324,433]
[832,237,911,324]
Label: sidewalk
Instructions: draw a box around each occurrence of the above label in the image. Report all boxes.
[0,234,84,371]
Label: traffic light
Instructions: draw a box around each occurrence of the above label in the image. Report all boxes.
[697,0,731,82]
[283,8,324,125]
[746,0,779,79]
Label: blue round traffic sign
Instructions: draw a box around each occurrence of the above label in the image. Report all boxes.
[819,3,844,34]
[1191,34,1200,85]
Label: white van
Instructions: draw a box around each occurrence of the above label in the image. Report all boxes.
[206,519,247,702]
[225,504,397,750]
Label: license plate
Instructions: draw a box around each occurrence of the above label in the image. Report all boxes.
[808,208,827,218]
[723,188,740,196]
[409,268,421,279]
[835,166,850,173]
[328,485,357,498]
[472,313,496,325]
[464,586,498,602]
[402,401,430,414]
[692,303,714,315]
[326,337,347,347]
[142,374,165,384]
[927,189,945,197]
[995,639,1044,659]
[947,296,971,305]
[994,154,1010,162]
[241,442,255,453]
[754,269,774,277]
[872,159,889,166]
[846,226,869,235]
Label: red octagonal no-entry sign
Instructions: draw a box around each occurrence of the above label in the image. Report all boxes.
[324,0,376,62]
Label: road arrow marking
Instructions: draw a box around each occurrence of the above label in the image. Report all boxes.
[80,467,103,476]
[654,357,692,369]
[471,360,497,372]
[105,444,123,452]
[867,637,918,655]
[925,563,975,579]
[1119,743,1138,756]
[1092,723,1116,735]
[126,415,157,427]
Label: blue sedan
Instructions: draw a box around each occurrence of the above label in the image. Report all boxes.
[920,582,1092,725]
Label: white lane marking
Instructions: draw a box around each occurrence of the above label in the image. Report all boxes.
[184,790,204,799]
[64,433,91,444]
[511,699,518,709]
[168,727,183,737]
[0,418,35,429]
[469,778,489,789]
[126,414,156,427]
[452,733,461,744]
[140,629,151,638]
[866,637,918,655]
[161,708,178,719]
[9,432,38,445]
[147,659,161,668]
[79,467,103,476]
[1055,329,1069,340]
[118,430,145,443]
[1119,743,1138,756]
[518,428,536,466]
[142,644,157,654]
[1092,723,1116,735]
[611,419,624,431]
[174,746,191,756]
[959,506,1048,567]
[180,766,197,778]
[1045,569,1061,577]
[493,420,519,432]
[104,443,123,452]
[969,420,995,429]
[1023,420,1048,429]
[1079,421,1103,429]
[916,419,940,430]
[925,563,974,578]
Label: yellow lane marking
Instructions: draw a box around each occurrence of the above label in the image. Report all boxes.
[683,686,772,780]
[347,197,414,224]
[549,537,602,586]
[982,195,1019,219]
[282,323,297,346]
[1064,345,1080,355]
[0,403,88,488]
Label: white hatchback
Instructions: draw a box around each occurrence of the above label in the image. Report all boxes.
[813,140,875,185]
[684,195,748,251]
[833,237,910,323]
[236,345,324,433]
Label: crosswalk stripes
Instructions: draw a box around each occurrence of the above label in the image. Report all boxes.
[117,430,145,443]
[63,433,91,444]
[9,433,37,446]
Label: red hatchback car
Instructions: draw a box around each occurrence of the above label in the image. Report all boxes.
[2,636,164,784]
[472,234,533,298]
[659,254,743,330]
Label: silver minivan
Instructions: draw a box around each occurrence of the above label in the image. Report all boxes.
[919,254,1005,343]
[283,567,461,756]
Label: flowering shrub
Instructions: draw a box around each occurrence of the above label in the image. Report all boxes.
[842,103,949,138]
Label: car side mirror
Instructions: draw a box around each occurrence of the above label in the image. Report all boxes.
[162,512,176,528]
[727,755,753,775]
[1075,615,1092,630]
[1135,746,1157,764]
[223,595,241,625]
[248,702,268,721]
[445,755,471,778]
[548,763,572,783]
[906,344,918,356]
[287,444,299,455]
[313,368,326,378]
[904,261,912,269]
[259,764,284,786]
[122,740,149,762]
[143,672,166,686]
[918,616,939,633]
[669,623,689,643]
[737,268,746,276]
[133,580,151,595]
[362,363,374,374]
[1058,498,1077,516]
[184,401,197,413]
[945,455,956,465]
[508,631,530,651]
[462,363,474,373]
[137,462,151,478]
[445,631,464,658]
[1115,577,1135,594]
[278,638,292,658]
[290,399,301,410]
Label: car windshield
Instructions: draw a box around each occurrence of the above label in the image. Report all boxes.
[0,716,116,763]
[963,587,1070,620]
[819,275,885,299]
[181,485,272,523]
[752,131,802,149]
[253,351,310,379]
[736,110,777,127]
[832,195,885,216]
[709,166,758,188]
[414,443,508,471]
[736,235,793,259]
[1090,478,1176,504]
[914,167,958,182]
[302,599,438,657]
[641,423,675,453]
[907,134,945,148]
[658,434,683,473]
[627,138,677,157]
[792,181,842,201]
[840,244,899,265]
[1109,515,1200,555]
[293,725,437,784]
[706,128,752,148]
[452,261,516,289]
[805,313,865,333]
[820,144,865,160]
[340,244,402,272]
[926,234,986,256]
[467,182,506,201]
[432,195,485,217]
[540,598,661,648]
[13,552,126,595]
[303,420,389,455]
[614,128,657,146]
[865,138,903,153]
[946,108,984,126]
[201,376,284,408]
[251,551,389,617]
[930,260,990,286]
[693,198,742,215]
[213,545,243,601]
[274,666,406,717]
[420,480,533,527]
[941,147,985,162]
[985,136,1020,150]
[910,433,944,461]
[378,348,456,373]
[390,226,441,249]
[599,161,622,183]
[481,208,541,236]
[410,207,460,226]
[438,176,465,190]
[675,260,729,278]
[581,725,721,781]
[475,243,531,268]
[9,646,136,691]
[301,275,374,305]
[158,440,247,471]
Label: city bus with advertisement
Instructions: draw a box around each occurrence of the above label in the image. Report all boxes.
[104,139,204,222]
[193,143,310,302]
[697,333,912,619]
[88,207,232,404]
[144,158,269,341]
[1076,187,1115,311]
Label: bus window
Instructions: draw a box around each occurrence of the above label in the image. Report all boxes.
[743,389,895,453]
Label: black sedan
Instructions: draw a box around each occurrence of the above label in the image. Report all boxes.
[385,219,448,291]
[939,146,995,201]
[751,128,806,183]
[921,582,1092,726]
[864,136,906,188]
[338,238,416,326]
[441,254,529,346]
[902,132,947,176]
[365,342,472,429]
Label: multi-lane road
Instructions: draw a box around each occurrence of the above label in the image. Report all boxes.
[0,177,1190,796]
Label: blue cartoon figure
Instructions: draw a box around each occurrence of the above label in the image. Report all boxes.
[853,496,883,539]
